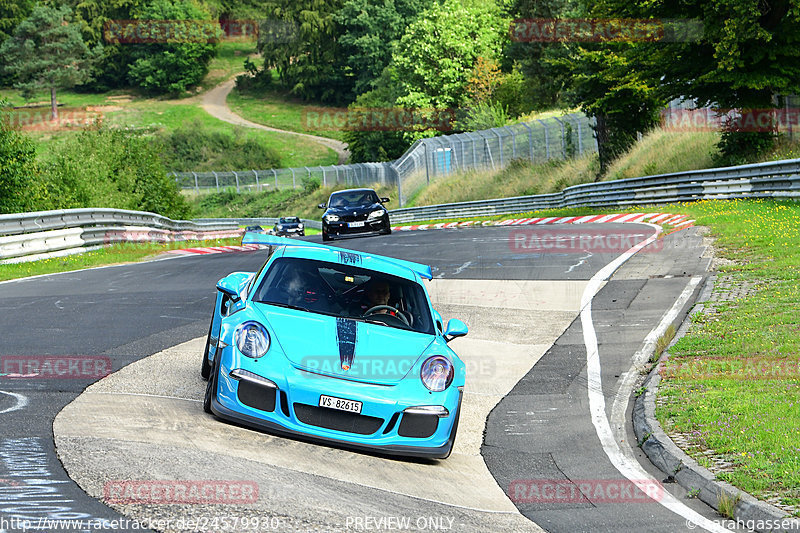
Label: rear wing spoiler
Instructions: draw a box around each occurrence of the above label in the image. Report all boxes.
[242,232,434,280]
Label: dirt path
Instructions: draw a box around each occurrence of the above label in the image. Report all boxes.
[201,77,350,164]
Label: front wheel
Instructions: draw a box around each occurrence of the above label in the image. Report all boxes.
[200,321,213,380]
[380,225,392,235]
[322,232,332,242]
[203,350,220,414]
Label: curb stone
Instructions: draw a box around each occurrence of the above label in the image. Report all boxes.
[633,274,800,532]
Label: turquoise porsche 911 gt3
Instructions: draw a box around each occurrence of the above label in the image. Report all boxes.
[201,234,468,459]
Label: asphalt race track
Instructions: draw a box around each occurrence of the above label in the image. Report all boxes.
[0,224,734,532]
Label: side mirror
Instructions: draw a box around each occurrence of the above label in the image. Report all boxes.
[380,197,390,203]
[318,203,326,209]
[444,318,468,342]
[216,272,253,302]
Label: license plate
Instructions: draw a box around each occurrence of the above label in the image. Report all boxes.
[348,221,365,228]
[319,394,362,414]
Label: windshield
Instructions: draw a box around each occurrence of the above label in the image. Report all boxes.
[252,258,434,334]
[279,217,299,223]
[328,190,380,208]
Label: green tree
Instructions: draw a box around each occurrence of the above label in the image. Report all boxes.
[0,5,99,121]
[594,0,800,161]
[503,0,581,110]
[0,0,34,46]
[556,45,663,174]
[392,0,508,110]
[335,0,430,98]
[123,0,220,95]
[53,0,147,90]
[258,0,347,103]
[0,101,47,214]
[342,69,412,163]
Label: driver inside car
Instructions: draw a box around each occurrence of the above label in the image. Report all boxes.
[356,279,392,315]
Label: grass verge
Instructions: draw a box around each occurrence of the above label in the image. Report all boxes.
[227,76,346,141]
[654,199,800,515]
[0,237,243,282]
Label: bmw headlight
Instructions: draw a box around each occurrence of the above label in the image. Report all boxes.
[368,210,384,220]
[420,356,454,392]
[324,214,340,223]
[298,223,304,229]
[235,321,270,358]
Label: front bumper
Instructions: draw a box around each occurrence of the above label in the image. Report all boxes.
[210,352,461,458]
[323,217,388,237]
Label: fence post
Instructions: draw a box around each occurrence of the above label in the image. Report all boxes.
[233,171,240,193]
[213,171,219,191]
[521,122,533,162]
[577,120,583,155]
[485,137,495,170]
[393,163,404,207]
[273,169,277,188]
[537,119,550,160]
[192,172,198,193]
[553,117,566,158]
[492,129,503,167]
[321,167,327,187]
[291,168,296,189]
[424,140,430,185]
[253,170,259,191]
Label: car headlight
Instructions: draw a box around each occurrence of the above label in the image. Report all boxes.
[235,321,270,358]
[420,356,454,392]
[276,225,283,230]
[298,223,304,229]
[325,215,340,223]
[368,210,384,219]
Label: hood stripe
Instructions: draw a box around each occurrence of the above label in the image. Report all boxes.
[335,318,357,370]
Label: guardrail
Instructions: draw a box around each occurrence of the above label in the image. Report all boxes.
[4,157,800,261]
[387,157,800,223]
[193,217,322,230]
[0,208,242,263]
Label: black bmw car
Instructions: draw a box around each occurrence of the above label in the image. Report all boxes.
[319,188,391,241]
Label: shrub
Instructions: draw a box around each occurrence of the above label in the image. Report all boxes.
[156,121,280,172]
[125,0,218,95]
[0,100,49,213]
[39,129,190,219]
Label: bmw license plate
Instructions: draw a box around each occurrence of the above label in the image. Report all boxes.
[348,221,365,228]
[319,394,362,414]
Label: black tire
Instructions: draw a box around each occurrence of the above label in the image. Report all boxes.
[203,349,220,414]
[322,232,332,242]
[380,225,392,235]
[200,321,213,380]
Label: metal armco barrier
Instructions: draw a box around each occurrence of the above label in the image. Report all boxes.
[4,157,800,260]
[0,208,242,262]
[387,158,800,223]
